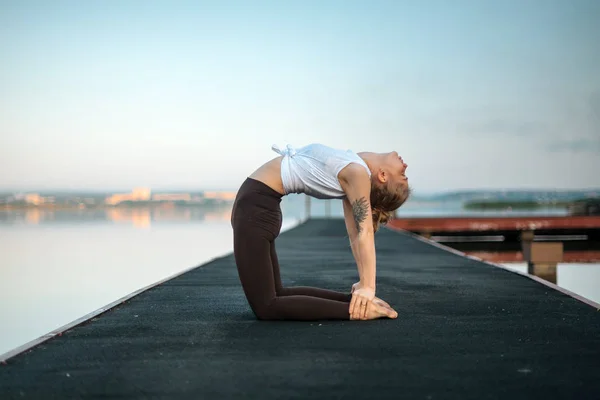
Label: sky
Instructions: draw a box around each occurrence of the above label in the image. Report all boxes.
[1,0,599,193]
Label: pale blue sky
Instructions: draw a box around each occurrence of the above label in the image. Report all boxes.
[1,0,598,192]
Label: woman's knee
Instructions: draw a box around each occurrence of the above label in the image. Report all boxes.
[251,299,279,321]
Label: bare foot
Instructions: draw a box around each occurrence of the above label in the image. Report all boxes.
[373,297,391,309]
[350,300,398,321]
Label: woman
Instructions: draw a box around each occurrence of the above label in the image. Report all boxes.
[231,143,410,321]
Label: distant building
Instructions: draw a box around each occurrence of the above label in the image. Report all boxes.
[25,193,43,205]
[569,198,600,216]
[152,193,192,202]
[105,188,151,205]
[203,191,237,202]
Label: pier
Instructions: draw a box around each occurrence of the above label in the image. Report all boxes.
[389,216,600,283]
[1,219,599,399]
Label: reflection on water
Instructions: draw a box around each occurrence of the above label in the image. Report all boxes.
[107,208,152,228]
[0,206,234,228]
[0,195,311,228]
[1,196,569,229]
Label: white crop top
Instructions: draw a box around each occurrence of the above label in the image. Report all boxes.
[272,143,371,199]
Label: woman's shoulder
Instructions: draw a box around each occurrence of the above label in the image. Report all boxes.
[337,162,371,184]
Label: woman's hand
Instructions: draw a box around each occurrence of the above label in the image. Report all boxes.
[353,282,391,309]
[350,286,375,320]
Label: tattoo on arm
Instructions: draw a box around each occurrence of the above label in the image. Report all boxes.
[352,197,369,234]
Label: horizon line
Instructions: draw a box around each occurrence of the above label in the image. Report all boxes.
[1,187,599,195]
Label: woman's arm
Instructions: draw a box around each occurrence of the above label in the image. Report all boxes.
[339,164,376,319]
[340,164,376,289]
[342,198,365,282]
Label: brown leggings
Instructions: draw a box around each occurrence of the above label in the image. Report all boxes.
[231,177,351,320]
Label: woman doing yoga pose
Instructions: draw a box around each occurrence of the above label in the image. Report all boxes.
[231,143,410,321]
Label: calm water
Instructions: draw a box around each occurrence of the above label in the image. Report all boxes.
[500,263,600,305]
[1,198,598,356]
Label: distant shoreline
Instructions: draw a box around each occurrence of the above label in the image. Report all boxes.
[463,200,570,210]
[1,202,234,211]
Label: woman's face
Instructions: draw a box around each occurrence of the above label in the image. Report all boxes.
[382,151,408,188]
